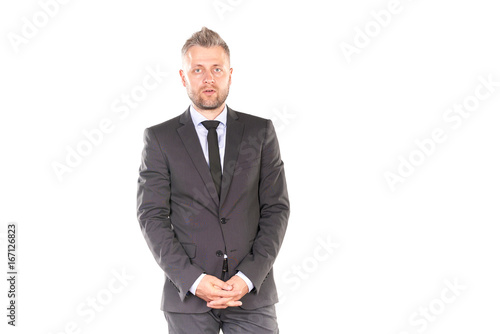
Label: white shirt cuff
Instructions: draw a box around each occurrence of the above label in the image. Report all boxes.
[189,273,206,296]
[236,271,254,292]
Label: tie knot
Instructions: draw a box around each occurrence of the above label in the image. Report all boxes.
[202,120,220,130]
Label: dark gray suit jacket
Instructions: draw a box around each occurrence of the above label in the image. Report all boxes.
[137,106,290,313]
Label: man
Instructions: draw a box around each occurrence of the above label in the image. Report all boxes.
[137,27,290,333]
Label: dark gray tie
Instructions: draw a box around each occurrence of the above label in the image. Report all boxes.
[202,121,222,197]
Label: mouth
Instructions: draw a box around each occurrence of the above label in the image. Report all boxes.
[203,89,216,96]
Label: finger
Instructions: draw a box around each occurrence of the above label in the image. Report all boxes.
[227,301,243,308]
[225,281,243,291]
[207,298,230,308]
[210,289,241,299]
[209,302,241,309]
[213,282,233,291]
[207,277,233,291]
[208,298,242,308]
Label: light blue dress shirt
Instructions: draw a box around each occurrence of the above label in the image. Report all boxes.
[188,104,254,295]
[189,104,227,170]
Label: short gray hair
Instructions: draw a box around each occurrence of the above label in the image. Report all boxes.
[181,27,230,60]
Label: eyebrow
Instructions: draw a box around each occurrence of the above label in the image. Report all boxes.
[193,64,223,67]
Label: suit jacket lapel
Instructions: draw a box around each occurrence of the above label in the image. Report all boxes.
[177,108,220,207]
[220,107,244,206]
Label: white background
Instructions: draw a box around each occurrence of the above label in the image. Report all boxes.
[1,0,500,333]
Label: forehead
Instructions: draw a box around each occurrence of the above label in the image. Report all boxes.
[183,46,229,67]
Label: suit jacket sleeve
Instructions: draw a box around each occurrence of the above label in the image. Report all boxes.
[137,127,204,301]
[235,120,290,292]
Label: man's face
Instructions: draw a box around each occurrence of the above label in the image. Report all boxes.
[180,45,232,112]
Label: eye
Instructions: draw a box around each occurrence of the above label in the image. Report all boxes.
[214,68,222,73]
[194,69,202,73]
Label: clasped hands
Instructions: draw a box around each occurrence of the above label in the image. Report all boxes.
[195,274,249,309]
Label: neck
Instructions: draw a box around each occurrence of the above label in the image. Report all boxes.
[192,103,225,120]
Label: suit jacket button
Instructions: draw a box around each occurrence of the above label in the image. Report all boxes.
[220,218,226,224]
[216,250,224,257]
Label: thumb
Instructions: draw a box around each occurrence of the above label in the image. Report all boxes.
[210,277,233,291]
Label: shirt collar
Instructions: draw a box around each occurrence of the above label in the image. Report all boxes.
[189,104,228,127]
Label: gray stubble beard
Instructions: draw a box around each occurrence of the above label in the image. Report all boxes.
[186,83,230,112]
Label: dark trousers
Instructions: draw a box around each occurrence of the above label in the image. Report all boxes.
[164,304,279,334]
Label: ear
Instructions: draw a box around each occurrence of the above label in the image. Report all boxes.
[179,69,187,87]
[229,67,233,85]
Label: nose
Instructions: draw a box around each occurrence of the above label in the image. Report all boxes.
[203,72,215,84]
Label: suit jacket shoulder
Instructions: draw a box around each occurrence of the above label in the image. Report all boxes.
[147,113,183,133]
[231,109,269,125]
